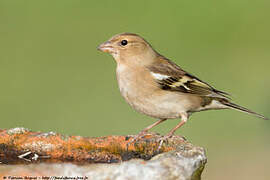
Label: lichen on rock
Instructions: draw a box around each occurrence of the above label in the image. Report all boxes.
[0,128,207,180]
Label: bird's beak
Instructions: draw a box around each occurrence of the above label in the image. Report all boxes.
[97,41,114,53]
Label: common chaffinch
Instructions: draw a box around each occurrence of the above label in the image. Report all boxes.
[98,32,268,143]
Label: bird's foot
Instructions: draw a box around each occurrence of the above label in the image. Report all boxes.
[157,134,186,151]
[126,131,151,150]
[157,135,172,151]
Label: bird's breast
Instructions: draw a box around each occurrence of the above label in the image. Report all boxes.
[116,64,155,102]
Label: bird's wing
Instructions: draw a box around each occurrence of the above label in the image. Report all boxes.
[147,56,230,99]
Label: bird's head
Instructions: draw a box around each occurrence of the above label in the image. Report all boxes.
[98,33,158,65]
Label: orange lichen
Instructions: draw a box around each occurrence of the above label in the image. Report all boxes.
[0,128,187,164]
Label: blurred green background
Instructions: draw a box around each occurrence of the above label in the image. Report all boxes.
[0,0,269,179]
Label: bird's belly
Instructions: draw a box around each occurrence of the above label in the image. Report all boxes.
[129,97,185,119]
[118,79,195,119]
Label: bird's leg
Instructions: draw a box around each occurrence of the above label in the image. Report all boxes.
[127,119,167,148]
[139,118,167,135]
[158,113,188,150]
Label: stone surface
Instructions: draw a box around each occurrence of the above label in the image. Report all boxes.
[0,128,207,180]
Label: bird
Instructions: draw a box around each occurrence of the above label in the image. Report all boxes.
[97,32,268,145]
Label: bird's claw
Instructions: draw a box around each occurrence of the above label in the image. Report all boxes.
[157,134,187,151]
[157,135,172,151]
[126,131,149,150]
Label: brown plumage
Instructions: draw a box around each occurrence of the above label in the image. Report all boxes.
[98,32,268,144]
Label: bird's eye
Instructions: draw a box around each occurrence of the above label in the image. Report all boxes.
[120,40,128,46]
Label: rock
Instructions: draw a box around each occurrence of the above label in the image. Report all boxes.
[0,128,207,180]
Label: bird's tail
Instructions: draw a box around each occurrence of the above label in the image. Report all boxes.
[221,100,268,120]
